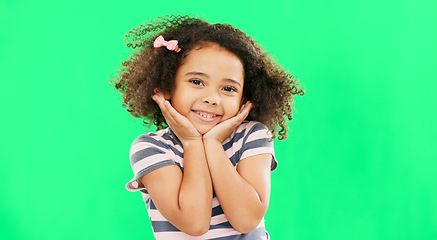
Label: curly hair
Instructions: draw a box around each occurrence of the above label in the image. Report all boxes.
[111,15,304,140]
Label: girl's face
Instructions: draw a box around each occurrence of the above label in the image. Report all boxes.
[167,43,245,135]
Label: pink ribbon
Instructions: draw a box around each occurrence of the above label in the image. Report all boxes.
[153,35,181,52]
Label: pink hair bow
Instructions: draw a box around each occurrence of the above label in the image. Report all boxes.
[153,35,181,52]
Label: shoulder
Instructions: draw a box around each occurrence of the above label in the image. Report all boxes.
[131,128,172,147]
[126,128,182,192]
[229,121,277,171]
[231,121,272,142]
[130,128,179,153]
[239,120,269,132]
[129,128,183,165]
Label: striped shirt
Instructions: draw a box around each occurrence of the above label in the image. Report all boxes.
[126,121,277,240]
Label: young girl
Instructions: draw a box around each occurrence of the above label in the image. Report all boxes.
[112,15,304,240]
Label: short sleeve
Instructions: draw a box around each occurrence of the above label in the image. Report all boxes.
[125,133,177,192]
[240,122,277,171]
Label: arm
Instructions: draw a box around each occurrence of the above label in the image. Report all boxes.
[203,141,272,234]
[139,93,212,236]
[203,102,273,233]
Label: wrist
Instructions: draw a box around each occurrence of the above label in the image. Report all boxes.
[181,137,204,148]
[203,131,228,144]
[202,137,222,147]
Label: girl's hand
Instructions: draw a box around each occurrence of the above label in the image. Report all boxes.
[152,92,202,145]
[203,101,253,143]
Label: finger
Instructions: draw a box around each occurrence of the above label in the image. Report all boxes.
[153,93,192,129]
[152,94,168,115]
[152,92,166,109]
[152,93,179,126]
[239,101,252,113]
[152,93,181,118]
[234,102,253,125]
[163,100,183,120]
[152,94,201,142]
[220,102,252,130]
[244,101,253,114]
[238,102,246,114]
[237,101,252,119]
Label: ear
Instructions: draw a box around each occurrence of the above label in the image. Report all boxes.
[154,88,171,100]
[163,91,171,100]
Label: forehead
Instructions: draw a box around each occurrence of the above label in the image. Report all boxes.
[177,44,244,82]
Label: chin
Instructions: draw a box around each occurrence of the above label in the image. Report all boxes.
[196,126,215,135]
[198,129,212,135]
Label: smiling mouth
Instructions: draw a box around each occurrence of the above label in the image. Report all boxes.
[192,110,221,121]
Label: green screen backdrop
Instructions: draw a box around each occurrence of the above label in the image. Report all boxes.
[1,0,436,239]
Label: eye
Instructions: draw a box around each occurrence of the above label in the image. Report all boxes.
[190,79,204,86]
[223,86,237,93]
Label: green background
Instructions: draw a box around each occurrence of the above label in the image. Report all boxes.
[1,0,436,239]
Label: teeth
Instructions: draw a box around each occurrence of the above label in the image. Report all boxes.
[196,111,216,118]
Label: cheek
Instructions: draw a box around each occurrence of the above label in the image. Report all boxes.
[170,90,192,113]
[227,99,242,116]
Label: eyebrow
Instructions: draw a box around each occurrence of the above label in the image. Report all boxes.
[186,71,209,78]
[185,71,242,87]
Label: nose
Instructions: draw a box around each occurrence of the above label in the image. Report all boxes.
[201,91,220,105]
